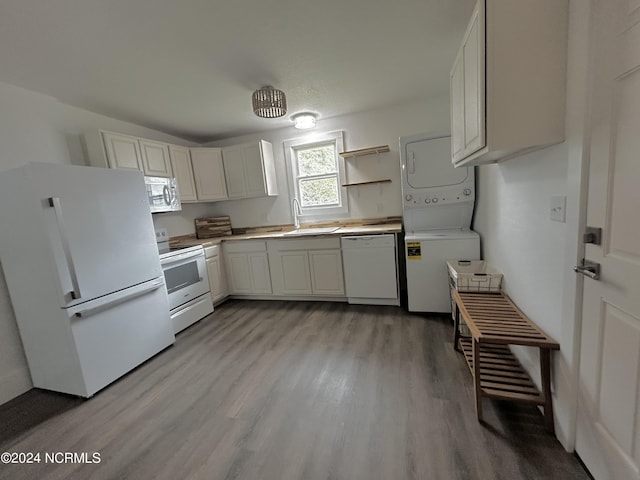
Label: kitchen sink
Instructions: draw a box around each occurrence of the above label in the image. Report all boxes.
[283,227,340,236]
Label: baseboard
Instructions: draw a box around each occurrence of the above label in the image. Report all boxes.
[0,367,32,406]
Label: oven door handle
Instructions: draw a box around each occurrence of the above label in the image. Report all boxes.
[160,250,204,266]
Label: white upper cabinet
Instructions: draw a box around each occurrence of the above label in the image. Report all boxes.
[220,145,245,198]
[100,131,144,171]
[450,0,569,167]
[86,132,277,203]
[139,139,173,177]
[222,140,278,199]
[88,130,173,177]
[190,148,228,201]
[450,3,484,162]
[168,145,197,202]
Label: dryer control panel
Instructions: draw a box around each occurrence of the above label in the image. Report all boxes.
[403,183,475,208]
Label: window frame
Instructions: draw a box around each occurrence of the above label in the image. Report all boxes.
[284,131,348,220]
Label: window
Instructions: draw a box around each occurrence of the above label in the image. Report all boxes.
[284,131,348,218]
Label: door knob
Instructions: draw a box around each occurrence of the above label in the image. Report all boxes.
[573,259,600,280]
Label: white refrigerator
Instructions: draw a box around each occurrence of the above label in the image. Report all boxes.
[0,163,175,397]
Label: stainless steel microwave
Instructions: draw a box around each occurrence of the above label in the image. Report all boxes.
[144,176,181,213]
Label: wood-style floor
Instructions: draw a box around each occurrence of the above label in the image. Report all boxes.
[0,300,590,480]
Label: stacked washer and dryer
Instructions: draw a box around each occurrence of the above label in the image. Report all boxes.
[400,132,480,313]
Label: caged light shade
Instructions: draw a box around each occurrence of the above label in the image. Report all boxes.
[252,86,287,118]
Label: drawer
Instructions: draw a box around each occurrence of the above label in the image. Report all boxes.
[223,240,267,253]
[268,237,341,251]
[204,245,220,258]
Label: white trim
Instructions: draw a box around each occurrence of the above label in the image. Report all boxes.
[559,0,593,451]
[283,131,348,222]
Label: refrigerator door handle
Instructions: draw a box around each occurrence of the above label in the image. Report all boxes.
[74,279,164,318]
[48,197,81,301]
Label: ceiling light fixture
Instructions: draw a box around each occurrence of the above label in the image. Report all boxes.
[292,112,317,129]
[252,86,287,118]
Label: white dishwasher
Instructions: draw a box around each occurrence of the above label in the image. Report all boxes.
[341,234,399,306]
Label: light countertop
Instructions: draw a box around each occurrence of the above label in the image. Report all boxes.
[169,222,402,248]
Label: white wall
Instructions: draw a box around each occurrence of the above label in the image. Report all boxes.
[152,97,450,234]
[0,81,192,405]
[472,0,590,450]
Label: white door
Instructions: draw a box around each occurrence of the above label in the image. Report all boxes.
[169,145,197,202]
[575,2,640,479]
[226,253,252,294]
[243,143,267,197]
[273,251,312,295]
[248,253,272,294]
[405,233,479,313]
[102,131,143,171]
[449,0,485,165]
[139,139,173,178]
[461,0,484,160]
[191,148,228,201]
[222,145,247,198]
[309,250,345,296]
[69,282,173,397]
[206,255,226,301]
[36,165,161,307]
[404,136,467,190]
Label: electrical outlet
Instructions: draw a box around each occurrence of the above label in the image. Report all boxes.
[550,195,566,223]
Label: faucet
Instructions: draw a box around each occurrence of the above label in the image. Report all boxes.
[291,197,302,229]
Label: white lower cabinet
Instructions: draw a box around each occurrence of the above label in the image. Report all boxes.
[309,250,345,296]
[224,241,272,295]
[268,238,345,297]
[271,251,312,295]
[204,245,228,303]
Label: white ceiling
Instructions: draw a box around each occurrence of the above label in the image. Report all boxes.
[0,0,475,142]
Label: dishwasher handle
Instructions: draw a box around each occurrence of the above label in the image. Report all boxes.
[341,234,395,248]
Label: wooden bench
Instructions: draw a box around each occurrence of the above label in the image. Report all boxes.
[452,290,560,432]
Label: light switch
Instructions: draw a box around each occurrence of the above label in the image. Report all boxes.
[550,195,566,223]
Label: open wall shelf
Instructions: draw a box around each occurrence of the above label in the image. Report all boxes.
[339,145,390,158]
[342,179,392,187]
